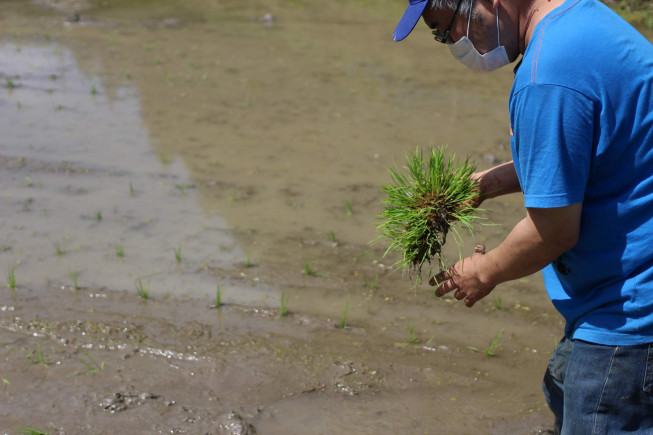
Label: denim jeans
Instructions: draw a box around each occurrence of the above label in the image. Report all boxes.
[543,337,653,434]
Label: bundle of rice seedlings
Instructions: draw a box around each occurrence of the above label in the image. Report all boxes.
[374,146,484,281]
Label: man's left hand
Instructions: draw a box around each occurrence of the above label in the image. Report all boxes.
[429,244,495,307]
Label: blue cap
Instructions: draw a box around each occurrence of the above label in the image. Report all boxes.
[393,0,428,42]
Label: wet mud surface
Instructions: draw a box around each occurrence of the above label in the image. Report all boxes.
[3,0,638,433]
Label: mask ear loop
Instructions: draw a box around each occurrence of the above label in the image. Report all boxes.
[495,7,501,45]
[466,0,473,37]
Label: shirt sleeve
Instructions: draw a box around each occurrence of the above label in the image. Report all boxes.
[510,84,595,208]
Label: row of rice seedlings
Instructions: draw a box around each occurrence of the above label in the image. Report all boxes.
[46,237,189,264]
[273,294,350,330]
[270,290,501,354]
[25,345,103,377]
[23,343,103,373]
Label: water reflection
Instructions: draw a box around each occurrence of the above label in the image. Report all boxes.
[0,42,267,302]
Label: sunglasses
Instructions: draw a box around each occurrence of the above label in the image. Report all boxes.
[432,0,464,44]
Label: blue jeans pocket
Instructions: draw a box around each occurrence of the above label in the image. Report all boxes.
[643,344,653,394]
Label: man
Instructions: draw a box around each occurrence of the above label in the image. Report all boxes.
[392,0,653,433]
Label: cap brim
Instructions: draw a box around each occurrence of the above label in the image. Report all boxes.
[393,1,428,42]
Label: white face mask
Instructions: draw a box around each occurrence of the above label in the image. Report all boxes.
[449,0,509,71]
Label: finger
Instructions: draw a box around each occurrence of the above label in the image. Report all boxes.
[454,289,465,300]
[473,244,486,255]
[434,278,458,297]
[464,296,476,307]
[429,269,451,286]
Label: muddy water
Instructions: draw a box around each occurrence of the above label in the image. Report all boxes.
[0,0,584,433]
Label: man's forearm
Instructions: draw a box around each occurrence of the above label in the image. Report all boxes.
[475,161,522,202]
[479,205,582,287]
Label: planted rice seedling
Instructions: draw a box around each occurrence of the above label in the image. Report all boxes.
[68,270,79,290]
[174,245,182,263]
[77,353,104,375]
[53,242,65,256]
[2,378,9,392]
[6,266,16,289]
[485,329,504,356]
[364,275,379,290]
[26,342,48,366]
[302,261,323,277]
[277,292,289,318]
[244,254,253,268]
[492,296,503,310]
[16,427,48,435]
[96,210,102,222]
[115,244,124,257]
[338,303,349,329]
[469,329,504,357]
[345,201,354,216]
[135,278,150,299]
[215,286,223,308]
[374,146,484,282]
[406,323,421,344]
[129,181,135,197]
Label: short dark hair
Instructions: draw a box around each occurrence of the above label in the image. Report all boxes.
[429,0,474,20]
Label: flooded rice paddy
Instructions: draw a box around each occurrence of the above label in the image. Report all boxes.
[3,0,638,433]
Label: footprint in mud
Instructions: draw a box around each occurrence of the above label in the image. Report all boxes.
[216,412,256,435]
[102,390,162,413]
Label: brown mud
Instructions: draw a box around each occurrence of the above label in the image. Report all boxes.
[3,0,646,433]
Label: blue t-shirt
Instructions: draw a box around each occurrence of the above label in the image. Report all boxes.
[509,0,653,345]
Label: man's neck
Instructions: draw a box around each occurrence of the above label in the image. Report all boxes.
[518,0,567,53]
